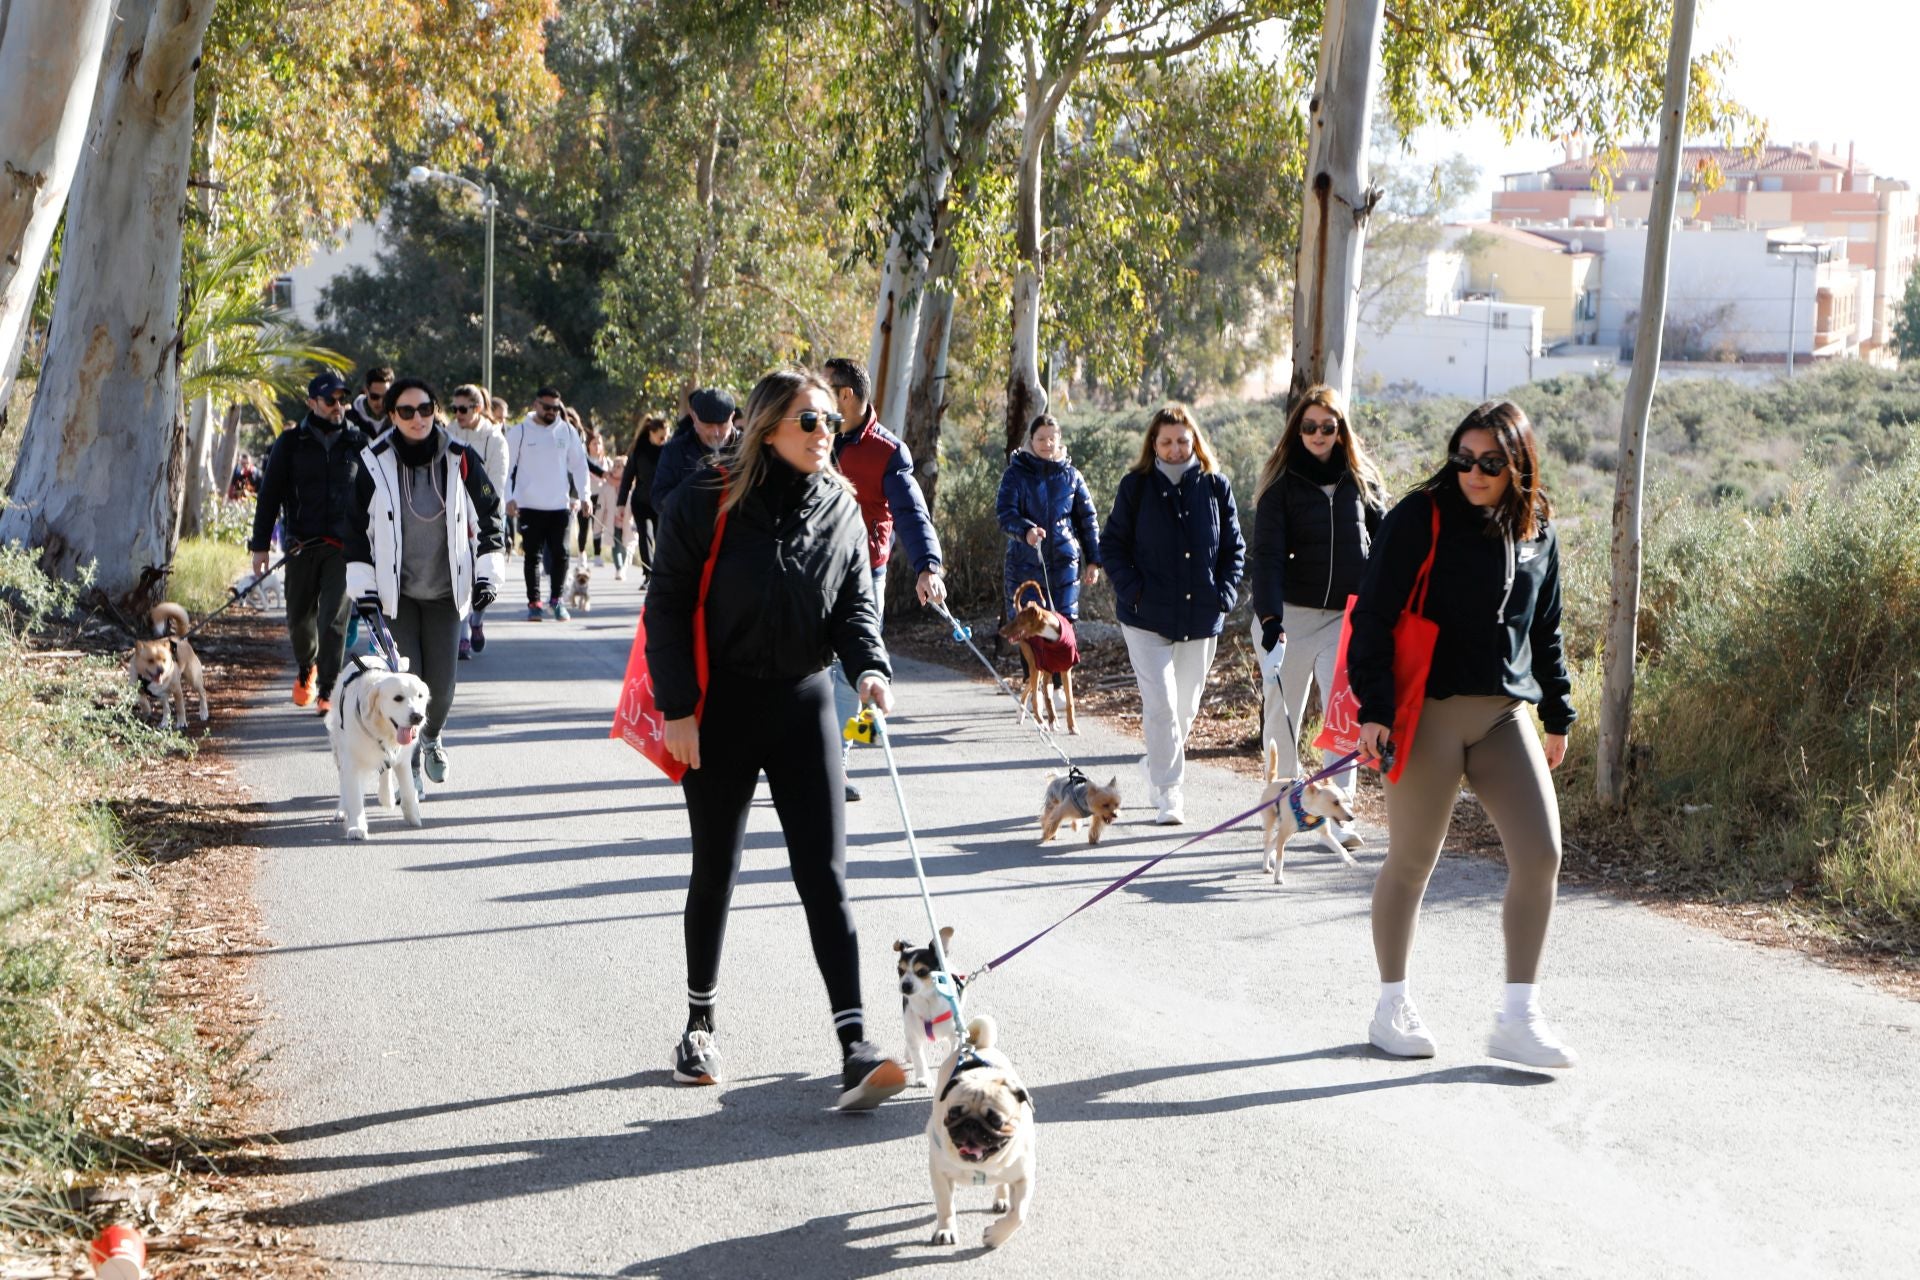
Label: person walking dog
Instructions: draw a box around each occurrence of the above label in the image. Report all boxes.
[1250,384,1385,851]
[345,377,505,798]
[249,370,369,713]
[1349,400,1578,1070]
[998,411,1102,623]
[1100,405,1245,825]
[506,387,588,621]
[648,367,905,1110]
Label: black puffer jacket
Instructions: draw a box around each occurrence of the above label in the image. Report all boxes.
[248,413,370,552]
[1348,483,1575,734]
[1250,465,1383,625]
[645,456,889,720]
[619,432,663,518]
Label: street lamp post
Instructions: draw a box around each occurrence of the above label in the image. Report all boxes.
[1768,240,1833,379]
[1481,272,1499,399]
[408,166,498,392]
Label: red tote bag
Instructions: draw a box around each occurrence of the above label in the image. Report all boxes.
[1314,496,1440,784]
[610,493,730,782]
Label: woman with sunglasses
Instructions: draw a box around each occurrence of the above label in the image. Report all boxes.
[1250,385,1386,850]
[448,384,509,658]
[647,367,903,1111]
[346,377,505,797]
[1348,400,1576,1069]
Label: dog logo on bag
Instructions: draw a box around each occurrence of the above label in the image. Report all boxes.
[615,672,665,745]
[1322,685,1361,745]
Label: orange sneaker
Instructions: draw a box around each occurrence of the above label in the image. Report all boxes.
[315,697,332,716]
[292,667,318,707]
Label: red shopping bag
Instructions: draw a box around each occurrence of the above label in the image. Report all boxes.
[610,490,730,781]
[1314,496,1440,784]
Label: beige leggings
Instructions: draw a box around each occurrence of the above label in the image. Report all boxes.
[1372,696,1563,984]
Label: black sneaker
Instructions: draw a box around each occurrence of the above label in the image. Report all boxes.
[835,1041,906,1111]
[673,1028,722,1085]
[844,781,862,803]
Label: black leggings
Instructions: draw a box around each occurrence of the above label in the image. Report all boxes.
[681,669,860,1026]
[519,508,570,603]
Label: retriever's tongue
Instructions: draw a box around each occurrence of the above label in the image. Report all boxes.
[396,725,416,746]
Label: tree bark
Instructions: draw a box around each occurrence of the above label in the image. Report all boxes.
[1288,0,1385,407]
[686,100,724,387]
[180,87,223,540]
[867,232,923,427]
[1596,0,1696,807]
[0,0,218,602]
[212,401,243,509]
[0,0,117,411]
[1003,45,1048,458]
[901,230,957,519]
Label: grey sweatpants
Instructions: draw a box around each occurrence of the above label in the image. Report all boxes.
[389,594,462,741]
[1372,695,1563,984]
[1252,603,1354,797]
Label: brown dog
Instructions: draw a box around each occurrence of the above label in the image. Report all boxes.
[999,598,1079,734]
[128,603,208,731]
[1039,770,1121,844]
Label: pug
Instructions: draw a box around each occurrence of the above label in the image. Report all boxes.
[927,1015,1035,1249]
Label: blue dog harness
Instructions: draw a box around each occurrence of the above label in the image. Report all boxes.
[1288,786,1326,833]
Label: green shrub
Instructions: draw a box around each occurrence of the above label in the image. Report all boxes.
[168,537,250,619]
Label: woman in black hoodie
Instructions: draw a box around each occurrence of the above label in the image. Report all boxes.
[1250,383,1385,850]
[645,367,904,1112]
[1348,401,1576,1071]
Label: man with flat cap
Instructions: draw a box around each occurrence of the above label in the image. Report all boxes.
[650,387,739,512]
[249,370,371,713]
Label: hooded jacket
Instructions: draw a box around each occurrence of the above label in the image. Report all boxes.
[1251,459,1384,627]
[248,412,369,552]
[1100,461,1246,642]
[644,456,889,721]
[506,413,589,511]
[345,427,506,621]
[1347,482,1575,734]
[997,449,1101,620]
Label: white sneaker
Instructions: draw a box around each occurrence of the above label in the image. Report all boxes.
[1154,806,1185,826]
[1488,1010,1578,1068]
[1369,994,1438,1058]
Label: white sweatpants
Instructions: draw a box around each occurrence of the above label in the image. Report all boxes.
[1122,623,1218,801]
[1252,603,1355,797]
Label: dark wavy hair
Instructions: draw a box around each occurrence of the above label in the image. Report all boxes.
[1418,400,1551,541]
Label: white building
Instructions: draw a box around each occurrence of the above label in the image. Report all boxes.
[275,219,389,328]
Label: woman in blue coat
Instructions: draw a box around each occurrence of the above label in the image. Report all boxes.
[1100,404,1246,824]
[998,412,1102,621]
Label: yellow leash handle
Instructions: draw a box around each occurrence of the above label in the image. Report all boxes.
[842,707,877,744]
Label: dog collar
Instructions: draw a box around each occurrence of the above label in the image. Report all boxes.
[1288,787,1326,832]
[922,1009,954,1041]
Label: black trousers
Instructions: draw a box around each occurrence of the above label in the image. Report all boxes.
[630,503,657,579]
[519,508,571,603]
[388,595,461,740]
[681,669,860,1023]
[283,541,349,691]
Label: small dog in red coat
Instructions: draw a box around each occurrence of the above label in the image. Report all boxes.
[1000,595,1080,734]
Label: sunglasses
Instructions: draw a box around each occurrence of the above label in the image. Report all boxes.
[324,393,350,406]
[1301,421,1340,438]
[451,402,479,414]
[391,403,436,421]
[536,402,563,415]
[1450,451,1510,477]
[784,410,844,433]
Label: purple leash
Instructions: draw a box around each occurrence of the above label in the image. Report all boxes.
[968,750,1362,981]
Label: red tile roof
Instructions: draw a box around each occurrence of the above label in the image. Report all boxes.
[1536,144,1863,181]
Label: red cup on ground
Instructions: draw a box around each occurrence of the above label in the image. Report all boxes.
[88,1224,145,1279]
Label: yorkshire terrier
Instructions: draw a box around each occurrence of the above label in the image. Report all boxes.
[1039,768,1121,844]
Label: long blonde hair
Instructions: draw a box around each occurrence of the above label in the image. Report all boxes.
[1254,383,1385,503]
[1129,404,1218,475]
[719,368,855,514]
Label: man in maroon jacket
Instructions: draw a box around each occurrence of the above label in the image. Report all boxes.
[824,357,946,800]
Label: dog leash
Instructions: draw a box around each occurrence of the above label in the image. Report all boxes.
[861,707,967,1031]
[926,601,1078,773]
[965,750,1362,985]
[354,600,405,671]
[177,549,294,643]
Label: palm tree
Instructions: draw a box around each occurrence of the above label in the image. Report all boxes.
[178,237,348,537]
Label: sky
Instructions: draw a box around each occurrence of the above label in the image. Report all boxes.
[1389,0,1920,218]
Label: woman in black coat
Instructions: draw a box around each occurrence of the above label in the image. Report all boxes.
[1249,383,1385,849]
[617,413,669,582]
[1099,404,1246,825]
[645,367,905,1111]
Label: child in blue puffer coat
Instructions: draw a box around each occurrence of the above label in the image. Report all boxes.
[997,413,1103,621]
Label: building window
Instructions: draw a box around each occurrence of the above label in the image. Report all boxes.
[1760,177,1783,193]
[1492,312,1510,330]
[268,276,295,313]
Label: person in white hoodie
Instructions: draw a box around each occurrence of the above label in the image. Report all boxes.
[346,377,505,797]
[506,386,589,621]
[449,384,510,657]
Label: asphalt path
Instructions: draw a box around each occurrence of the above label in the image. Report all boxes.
[229,566,1920,1278]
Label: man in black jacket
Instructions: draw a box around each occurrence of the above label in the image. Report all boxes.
[650,389,738,512]
[249,371,369,712]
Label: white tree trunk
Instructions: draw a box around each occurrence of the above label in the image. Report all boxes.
[212,402,243,510]
[1004,52,1048,457]
[1289,0,1386,406]
[0,0,217,601]
[180,89,223,540]
[1596,0,1697,807]
[0,0,118,410]
[868,233,923,428]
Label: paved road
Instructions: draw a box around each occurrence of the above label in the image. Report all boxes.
[230,570,1920,1278]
